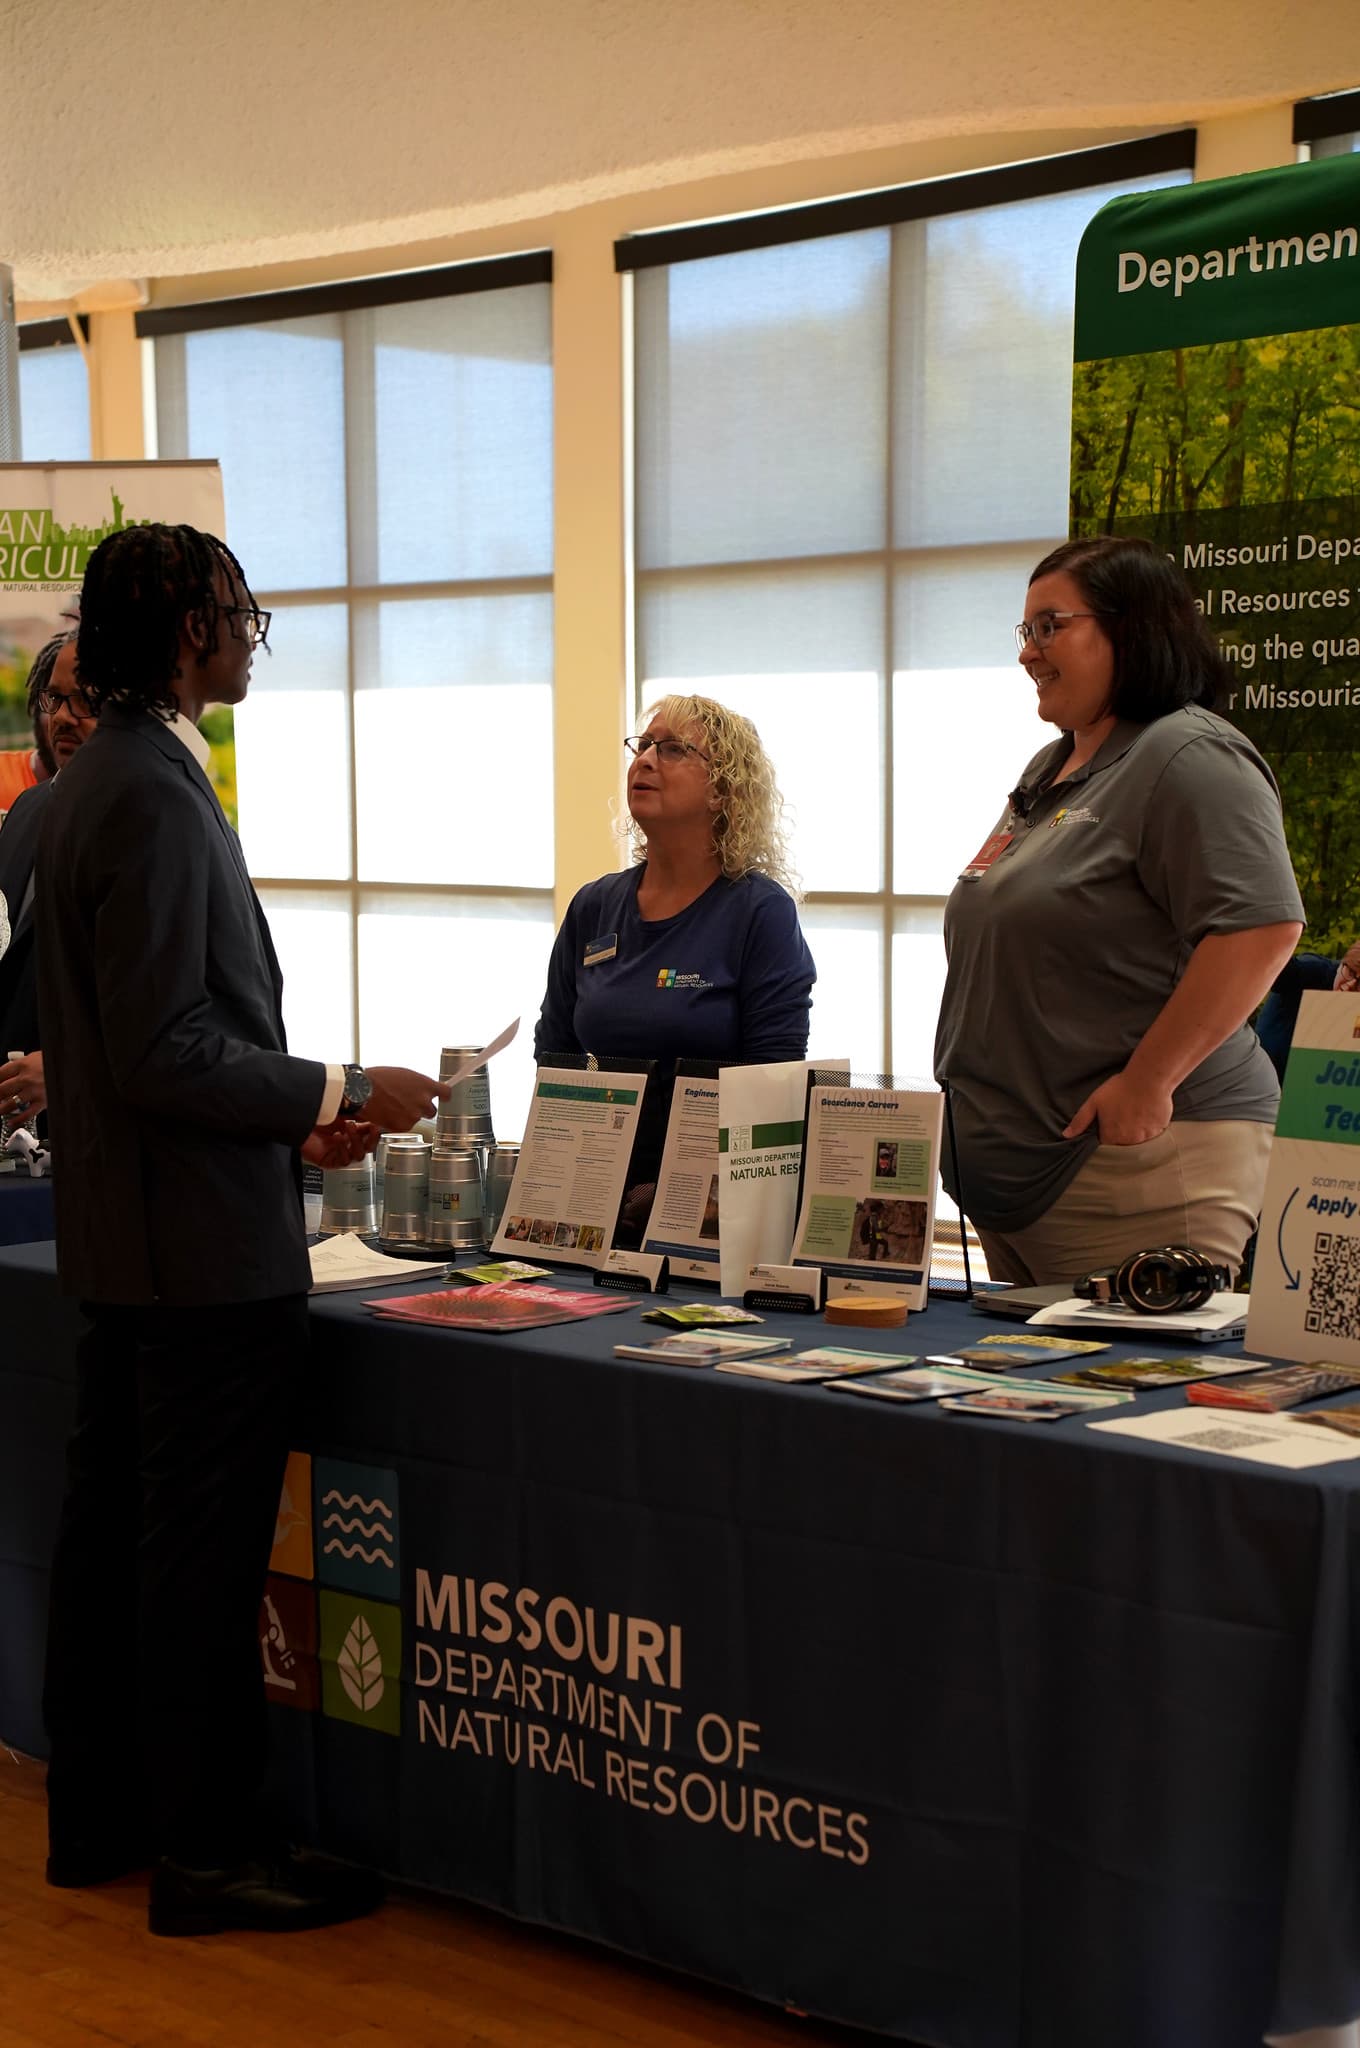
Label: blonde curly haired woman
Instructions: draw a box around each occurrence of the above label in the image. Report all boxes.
[534,694,816,1208]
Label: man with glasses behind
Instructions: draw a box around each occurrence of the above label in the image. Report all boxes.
[0,628,95,1126]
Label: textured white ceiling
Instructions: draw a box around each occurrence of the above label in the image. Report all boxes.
[0,0,1351,298]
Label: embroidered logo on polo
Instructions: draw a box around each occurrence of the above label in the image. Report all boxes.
[656,968,714,989]
[1048,806,1100,830]
[258,1451,402,1736]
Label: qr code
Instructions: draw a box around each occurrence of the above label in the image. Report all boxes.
[1305,1232,1360,1340]
[1185,1427,1269,1453]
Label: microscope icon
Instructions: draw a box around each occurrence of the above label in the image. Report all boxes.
[261,1591,298,1692]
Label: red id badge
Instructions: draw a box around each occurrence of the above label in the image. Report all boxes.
[959,830,1013,881]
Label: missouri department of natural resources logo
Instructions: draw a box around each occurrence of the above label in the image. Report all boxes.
[655,967,712,990]
[258,1452,402,1739]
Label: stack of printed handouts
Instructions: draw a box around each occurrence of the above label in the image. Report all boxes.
[310,1233,447,1294]
[613,1331,793,1367]
[1023,1292,1249,1343]
[712,1345,917,1383]
[365,1285,634,1332]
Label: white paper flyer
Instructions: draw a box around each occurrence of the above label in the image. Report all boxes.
[717,1059,847,1297]
[492,1065,648,1269]
[642,1066,722,1275]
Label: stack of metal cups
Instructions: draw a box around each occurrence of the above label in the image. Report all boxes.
[430,1047,494,1251]
[480,1142,520,1250]
[428,1146,483,1249]
[319,1155,378,1236]
[380,1132,431,1247]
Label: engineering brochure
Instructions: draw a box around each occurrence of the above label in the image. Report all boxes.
[790,1083,944,1312]
[642,1060,722,1278]
[492,1065,648,1269]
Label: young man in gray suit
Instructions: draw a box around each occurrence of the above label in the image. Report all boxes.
[36,523,446,1935]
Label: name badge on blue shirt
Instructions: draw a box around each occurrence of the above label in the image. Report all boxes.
[584,932,618,966]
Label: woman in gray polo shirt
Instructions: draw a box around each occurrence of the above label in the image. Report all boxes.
[934,535,1304,1288]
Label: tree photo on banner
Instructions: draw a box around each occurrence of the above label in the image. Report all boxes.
[0,462,231,814]
[1071,152,1360,956]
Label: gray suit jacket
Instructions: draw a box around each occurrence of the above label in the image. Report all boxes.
[36,704,326,1305]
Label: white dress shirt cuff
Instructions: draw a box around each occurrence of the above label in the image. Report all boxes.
[317,1065,346,1126]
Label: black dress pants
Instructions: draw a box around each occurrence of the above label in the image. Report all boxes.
[43,1293,309,1865]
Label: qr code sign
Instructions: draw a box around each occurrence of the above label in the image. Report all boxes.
[1306,1231,1360,1339]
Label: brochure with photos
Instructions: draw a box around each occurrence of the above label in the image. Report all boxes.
[715,1345,917,1384]
[945,1336,1112,1368]
[1185,1362,1360,1412]
[448,1260,553,1286]
[1297,1404,1360,1438]
[613,1332,792,1366]
[1051,1353,1276,1392]
[842,1363,1132,1406]
[641,1303,765,1328]
[939,1388,1127,1422]
[365,1285,633,1333]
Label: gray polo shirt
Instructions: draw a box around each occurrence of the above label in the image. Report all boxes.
[934,707,1305,1233]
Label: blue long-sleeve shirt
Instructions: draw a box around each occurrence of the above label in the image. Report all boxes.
[534,867,815,1070]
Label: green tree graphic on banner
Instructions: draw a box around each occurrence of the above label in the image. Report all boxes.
[1071,155,1360,958]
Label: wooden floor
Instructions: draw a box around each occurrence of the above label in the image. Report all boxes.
[0,1747,890,2048]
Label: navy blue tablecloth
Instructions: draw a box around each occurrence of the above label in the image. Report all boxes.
[3,1238,1358,2047]
[0,1173,53,1245]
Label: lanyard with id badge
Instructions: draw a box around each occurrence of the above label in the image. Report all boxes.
[959,824,1015,883]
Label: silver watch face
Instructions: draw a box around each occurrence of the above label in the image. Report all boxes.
[345,1066,374,1109]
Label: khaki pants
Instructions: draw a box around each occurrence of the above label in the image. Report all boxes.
[975,1120,1274,1291]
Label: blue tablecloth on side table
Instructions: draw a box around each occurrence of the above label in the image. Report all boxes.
[3,1235,1359,2048]
[0,1174,53,1245]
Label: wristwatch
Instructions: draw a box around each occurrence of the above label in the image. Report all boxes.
[339,1063,374,1117]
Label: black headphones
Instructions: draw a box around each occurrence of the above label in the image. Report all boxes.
[1073,1245,1231,1315]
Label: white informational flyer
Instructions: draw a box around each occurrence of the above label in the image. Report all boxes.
[1248,990,1360,1368]
[1026,1292,1249,1341]
[717,1059,848,1297]
[1088,1406,1360,1469]
[491,1065,648,1269]
[642,1065,722,1276]
[790,1085,944,1313]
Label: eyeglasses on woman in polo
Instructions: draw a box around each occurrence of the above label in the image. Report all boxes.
[1014,610,1112,654]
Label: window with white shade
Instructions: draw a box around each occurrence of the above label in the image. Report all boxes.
[151,261,554,1136]
[628,138,1194,1088]
[1295,90,1360,158]
[18,329,90,459]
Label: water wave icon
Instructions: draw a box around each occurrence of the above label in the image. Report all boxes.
[322,1513,390,1540]
[322,1539,395,1567]
[321,1490,392,1519]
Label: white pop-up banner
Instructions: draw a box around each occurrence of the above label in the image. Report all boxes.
[1247,990,1360,1367]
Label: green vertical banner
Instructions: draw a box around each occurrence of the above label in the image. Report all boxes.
[1071,153,1360,955]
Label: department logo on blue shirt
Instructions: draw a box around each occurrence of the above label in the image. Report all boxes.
[656,966,712,990]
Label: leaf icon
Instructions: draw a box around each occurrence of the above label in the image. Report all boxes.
[338,1614,385,1713]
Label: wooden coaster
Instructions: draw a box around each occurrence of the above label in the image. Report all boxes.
[824,1295,909,1329]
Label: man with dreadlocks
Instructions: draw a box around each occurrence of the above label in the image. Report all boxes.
[34,523,446,1936]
